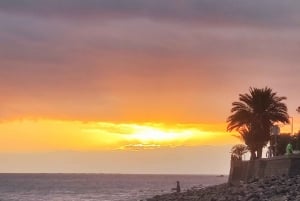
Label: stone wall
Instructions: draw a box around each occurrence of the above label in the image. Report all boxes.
[228,154,300,185]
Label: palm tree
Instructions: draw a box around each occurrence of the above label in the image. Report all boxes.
[230,144,248,161]
[235,126,260,160]
[232,126,266,159]
[227,87,289,159]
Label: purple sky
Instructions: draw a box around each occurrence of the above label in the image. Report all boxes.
[0,0,299,173]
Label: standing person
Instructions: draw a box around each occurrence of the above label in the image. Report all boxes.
[172,181,181,193]
[176,181,181,193]
[286,141,293,155]
[266,146,273,158]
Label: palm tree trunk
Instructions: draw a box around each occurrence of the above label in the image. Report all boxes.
[250,150,256,160]
[257,147,263,158]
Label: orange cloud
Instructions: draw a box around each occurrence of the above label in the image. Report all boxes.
[0,119,237,152]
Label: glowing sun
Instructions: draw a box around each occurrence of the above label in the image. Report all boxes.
[127,125,193,144]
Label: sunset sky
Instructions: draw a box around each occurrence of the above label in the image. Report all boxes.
[0,0,300,174]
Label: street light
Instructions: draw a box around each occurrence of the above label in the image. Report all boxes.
[290,116,294,136]
[295,108,300,150]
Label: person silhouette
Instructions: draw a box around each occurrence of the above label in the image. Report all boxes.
[175,181,181,193]
[286,141,293,155]
[171,181,181,193]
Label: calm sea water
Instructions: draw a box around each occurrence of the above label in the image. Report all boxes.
[0,174,228,201]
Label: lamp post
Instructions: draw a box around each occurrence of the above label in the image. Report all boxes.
[290,116,298,150]
[290,116,294,136]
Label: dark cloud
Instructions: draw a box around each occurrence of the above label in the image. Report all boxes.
[0,0,300,27]
[0,1,300,122]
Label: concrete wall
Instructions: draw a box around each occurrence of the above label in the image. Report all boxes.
[228,155,300,185]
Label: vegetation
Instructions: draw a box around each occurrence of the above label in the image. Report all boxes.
[230,144,248,161]
[276,133,291,155]
[234,127,259,160]
[227,87,289,160]
[276,131,300,155]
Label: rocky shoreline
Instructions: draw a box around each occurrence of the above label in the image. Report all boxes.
[146,174,300,201]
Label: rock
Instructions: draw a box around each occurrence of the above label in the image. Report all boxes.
[147,175,300,201]
[246,193,259,201]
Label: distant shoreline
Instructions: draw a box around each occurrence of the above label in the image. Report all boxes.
[0,173,229,176]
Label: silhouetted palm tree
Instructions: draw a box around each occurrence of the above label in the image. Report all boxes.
[230,144,248,161]
[227,87,289,159]
[235,127,260,160]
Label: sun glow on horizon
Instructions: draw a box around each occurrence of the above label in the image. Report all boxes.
[126,125,194,143]
[0,119,238,152]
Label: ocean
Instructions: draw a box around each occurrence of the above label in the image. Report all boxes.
[0,174,228,201]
